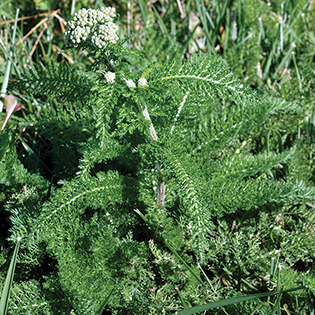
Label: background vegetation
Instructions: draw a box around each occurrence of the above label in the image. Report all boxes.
[0,0,315,314]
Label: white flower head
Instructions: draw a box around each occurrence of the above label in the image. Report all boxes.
[105,71,115,84]
[64,7,119,49]
[126,79,136,89]
[138,77,148,87]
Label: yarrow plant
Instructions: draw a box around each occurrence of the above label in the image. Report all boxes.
[6,4,315,315]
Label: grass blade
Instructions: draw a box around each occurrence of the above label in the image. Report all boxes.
[95,287,115,315]
[152,5,169,37]
[194,0,214,53]
[175,286,305,315]
[138,0,148,21]
[0,237,21,315]
[71,0,76,16]
[291,51,302,91]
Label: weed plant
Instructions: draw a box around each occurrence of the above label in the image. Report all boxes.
[0,1,315,314]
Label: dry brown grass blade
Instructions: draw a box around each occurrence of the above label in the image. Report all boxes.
[15,9,61,46]
[54,13,67,34]
[53,44,74,64]
[0,10,60,25]
[29,23,48,57]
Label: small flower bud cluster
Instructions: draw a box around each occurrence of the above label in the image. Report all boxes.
[64,7,119,49]
[122,77,148,88]
[105,71,115,84]
[138,77,148,87]
[126,79,136,89]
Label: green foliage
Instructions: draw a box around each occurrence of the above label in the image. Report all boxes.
[6,279,52,315]
[1,1,315,314]
[14,62,94,102]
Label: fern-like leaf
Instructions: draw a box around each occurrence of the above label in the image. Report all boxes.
[14,62,94,102]
[149,53,247,102]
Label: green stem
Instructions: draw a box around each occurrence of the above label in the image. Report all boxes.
[139,97,164,204]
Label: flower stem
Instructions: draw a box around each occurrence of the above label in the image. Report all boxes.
[140,98,164,205]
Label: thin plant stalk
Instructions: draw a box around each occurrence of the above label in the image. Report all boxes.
[0,9,19,112]
[138,97,164,204]
[127,0,131,48]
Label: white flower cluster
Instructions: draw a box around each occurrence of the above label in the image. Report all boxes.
[105,71,115,84]
[138,77,148,87]
[64,7,119,49]
[122,78,148,89]
[125,79,136,89]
